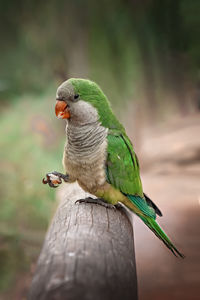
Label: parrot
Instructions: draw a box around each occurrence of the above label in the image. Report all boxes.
[43,78,184,258]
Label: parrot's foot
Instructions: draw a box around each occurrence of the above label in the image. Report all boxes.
[75,197,117,209]
[42,171,69,188]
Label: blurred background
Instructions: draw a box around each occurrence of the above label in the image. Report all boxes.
[0,0,200,299]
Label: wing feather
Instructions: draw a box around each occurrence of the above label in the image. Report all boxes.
[106,132,159,219]
[106,133,143,197]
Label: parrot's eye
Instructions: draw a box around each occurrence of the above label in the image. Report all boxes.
[74,94,79,100]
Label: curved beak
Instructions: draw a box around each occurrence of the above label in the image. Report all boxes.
[55,100,70,119]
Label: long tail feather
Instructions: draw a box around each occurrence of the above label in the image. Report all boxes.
[140,215,184,258]
[124,194,184,257]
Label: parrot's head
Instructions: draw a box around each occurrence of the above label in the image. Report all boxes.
[55,78,115,126]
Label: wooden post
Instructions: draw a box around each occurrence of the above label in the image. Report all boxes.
[28,183,138,300]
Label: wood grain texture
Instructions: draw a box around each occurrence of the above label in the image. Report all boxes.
[28,182,138,300]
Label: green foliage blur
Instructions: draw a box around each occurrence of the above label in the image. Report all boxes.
[0,0,200,296]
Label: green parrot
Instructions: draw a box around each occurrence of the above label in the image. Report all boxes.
[43,78,184,258]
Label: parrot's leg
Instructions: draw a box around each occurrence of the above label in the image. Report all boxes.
[75,197,118,209]
[42,171,69,188]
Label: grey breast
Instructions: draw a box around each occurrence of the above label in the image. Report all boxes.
[66,121,108,161]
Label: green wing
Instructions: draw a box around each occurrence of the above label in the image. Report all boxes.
[106,133,184,257]
[106,132,143,197]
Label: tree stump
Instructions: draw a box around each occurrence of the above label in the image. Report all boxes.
[28,182,138,300]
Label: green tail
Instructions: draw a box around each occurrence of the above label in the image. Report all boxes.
[127,195,184,258]
[140,215,184,258]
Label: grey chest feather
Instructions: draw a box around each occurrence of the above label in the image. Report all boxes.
[63,122,108,190]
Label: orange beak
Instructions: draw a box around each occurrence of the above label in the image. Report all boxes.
[55,100,70,119]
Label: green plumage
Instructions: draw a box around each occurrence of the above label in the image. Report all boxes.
[69,78,124,130]
[106,133,143,197]
[140,215,184,257]
[70,78,184,258]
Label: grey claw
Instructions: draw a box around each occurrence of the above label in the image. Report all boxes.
[75,198,90,205]
[51,171,69,182]
[75,197,116,209]
[42,178,48,184]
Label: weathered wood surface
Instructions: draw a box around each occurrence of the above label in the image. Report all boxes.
[28,182,138,300]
